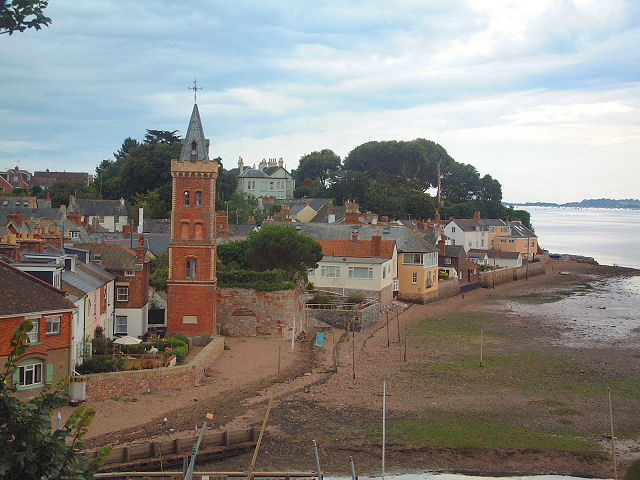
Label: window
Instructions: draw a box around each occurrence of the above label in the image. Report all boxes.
[114,215,119,224]
[186,258,197,279]
[444,257,451,265]
[412,272,418,283]
[19,362,42,387]
[124,270,135,277]
[190,141,197,160]
[349,266,373,279]
[451,227,456,233]
[27,319,39,343]
[46,316,61,335]
[99,216,105,223]
[115,316,127,335]
[402,253,423,265]
[382,266,386,279]
[184,191,190,206]
[490,226,496,233]
[269,181,274,191]
[500,239,506,243]
[196,191,202,207]
[481,239,484,247]
[508,239,515,244]
[116,286,129,302]
[321,266,340,278]
[308,268,315,277]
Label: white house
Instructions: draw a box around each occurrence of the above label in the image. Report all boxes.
[230,157,295,200]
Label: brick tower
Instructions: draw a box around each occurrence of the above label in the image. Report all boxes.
[167,104,218,340]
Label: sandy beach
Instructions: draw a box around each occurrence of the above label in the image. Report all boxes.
[80,257,640,477]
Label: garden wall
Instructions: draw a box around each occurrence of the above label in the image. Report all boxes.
[478,261,545,288]
[216,287,307,339]
[81,336,223,401]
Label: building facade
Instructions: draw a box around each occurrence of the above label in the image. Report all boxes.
[231,157,295,200]
[166,104,218,340]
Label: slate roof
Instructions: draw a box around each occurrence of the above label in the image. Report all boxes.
[318,238,395,259]
[278,223,437,254]
[0,207,61,224]
[507,221,537,238]
[468,248,522,260]
[0,260,75,317]
[62,262,114,301]
[444,245,466,257]
[311,204,345,223]
[105,234,169,255]
[69,198,127,217]
[75,243,139,270]
[179,104,210,163]
[238,168,269,178]
[448,218,508,232]
[32,171,92,186]
[143,218,170,234]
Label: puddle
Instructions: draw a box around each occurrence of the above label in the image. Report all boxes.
[502,276,640,347]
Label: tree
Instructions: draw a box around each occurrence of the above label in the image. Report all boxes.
[244,224,323,275]
[292,149,341,185]
[0,0,51,35]
[0,320,110,478]
[149,251,168,291]
[37,182,98,208]
[216,169,238,204]
[29,184,42,196]
[223,192,261,224]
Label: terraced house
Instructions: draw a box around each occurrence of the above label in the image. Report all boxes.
[0,260,75,399]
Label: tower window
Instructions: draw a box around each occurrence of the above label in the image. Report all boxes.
[196,191,202,207]
[186,258,197,279]
[190,141,197,161]
[184,191,190,207]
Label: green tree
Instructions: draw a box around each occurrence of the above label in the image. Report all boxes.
[29,184,42,196]
[38,182,99,208]
[244,224,322,275]
[223,192,261,224]
[0,0,51,35]
[292,149,341,185]
[216,169,238,204]
[441,162,481,204]
[0,320,110,478]
[149,250,168,290]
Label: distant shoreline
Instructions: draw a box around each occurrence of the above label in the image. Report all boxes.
[506,200,640,209]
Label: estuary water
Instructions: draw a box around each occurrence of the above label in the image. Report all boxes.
[514,206,640,269]
[328,474,610,480]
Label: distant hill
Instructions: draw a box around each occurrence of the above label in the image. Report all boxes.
[504,198,640,209]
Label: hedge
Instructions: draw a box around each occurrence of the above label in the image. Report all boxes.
[218,268,296,291]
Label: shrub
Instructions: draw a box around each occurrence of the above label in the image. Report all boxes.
[92,337,114,356]
[76,355,124,374]
[218,268,296,291]
[439,270,449,280]
[345,293,365,304]
[310,292,334,304]
[173,345,187,363]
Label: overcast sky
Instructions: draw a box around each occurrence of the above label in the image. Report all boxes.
[1,0,639,203]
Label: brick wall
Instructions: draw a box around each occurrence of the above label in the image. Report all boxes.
[82,337,224,401]
[217,288,306,339]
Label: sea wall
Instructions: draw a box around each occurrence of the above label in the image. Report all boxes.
[479,262,545,288]
[306,302,381,332]
[81,337,223,401]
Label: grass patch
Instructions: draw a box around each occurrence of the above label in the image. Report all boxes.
[550,407,582,416]
[412,313,500,344]
[529,398,565,407]
[386,411,596,452]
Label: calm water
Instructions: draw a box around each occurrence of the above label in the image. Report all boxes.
[515,206,640,269]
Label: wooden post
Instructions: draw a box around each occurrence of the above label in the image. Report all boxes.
[174,438,181,454]
[396,307,400,344]
[152,441,161,458]
[247,385,277,480]
[386,311,390,347]
[291,317,295,353]
[277,345,281,378]
[382,380,386,480]
[351,317,356,380]
[224,430,230,447]
[479,329,484,367]
[403,324,407,362]
[608,387,618,480]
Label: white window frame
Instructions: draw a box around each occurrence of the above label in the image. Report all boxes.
[27,318,39,343]
[124,270,135,277]
[116,286,129,302]
[321,265,341,278]
[186,258,197,279]
[19,362,43,387]
[46,315,61,335]
[71,231,79,239]
[114,215,119,224]
[412,272,418,283]
[308,268,315,277]
[349,266,373,279]
[402,253,423,265]
[115,316,127,335]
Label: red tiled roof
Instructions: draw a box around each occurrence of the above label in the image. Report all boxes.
[318,238,394,259]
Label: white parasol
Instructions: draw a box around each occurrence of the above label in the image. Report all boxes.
[114,335,142,345]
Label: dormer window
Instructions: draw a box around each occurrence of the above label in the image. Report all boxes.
[190,141,197,161]
[184,191,190,207]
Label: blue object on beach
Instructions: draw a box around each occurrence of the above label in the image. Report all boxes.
[315,332,325,346]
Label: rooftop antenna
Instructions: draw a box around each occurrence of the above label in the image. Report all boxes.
[188,78,203,104]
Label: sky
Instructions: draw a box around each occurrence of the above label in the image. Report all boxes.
[1,0,639,204]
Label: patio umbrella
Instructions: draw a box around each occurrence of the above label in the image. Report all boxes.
[114,335,142,345]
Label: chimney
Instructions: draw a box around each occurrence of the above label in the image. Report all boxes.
[28,196,37,208]
[278,157,284,167]
[417,219,426,232]
[247,215,256,225]
[351,230,358,243]
[344,200,360,224]
[371,232,381,256]
[474,211,481,221]
[136,234,145,262]
[259,159,267,172]
[46,191,51,202]
[238,156,244,170]
[138,207,144,234]
[438,238,445,256]
[7,211,23,227]
[68,211,82,227]
[123,223,131,238]
[60,204,67,220]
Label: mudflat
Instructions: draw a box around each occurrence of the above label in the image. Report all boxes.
[81,257,640,477]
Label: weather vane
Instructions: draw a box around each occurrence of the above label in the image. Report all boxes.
[188,78,203,103]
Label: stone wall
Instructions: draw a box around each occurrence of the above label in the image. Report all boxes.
[479,261,545,288]
[306,302,380,332]
[82,336,223,401]
[217,288,307,339]
[435,277,461,300]
[320,284,393,306]
[398,279,459,304]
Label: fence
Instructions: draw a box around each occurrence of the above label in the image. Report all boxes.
[95,471,319,480]
[86,427,260,467]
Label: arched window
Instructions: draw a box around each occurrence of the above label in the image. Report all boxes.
[184,191,190,207]
[195,191,202,207]
[190,141,197,161]
[186,258,197,279]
